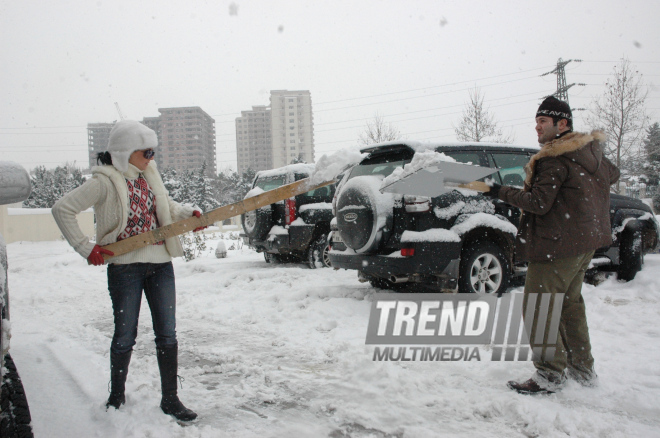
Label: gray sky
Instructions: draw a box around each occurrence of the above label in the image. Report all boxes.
[1,0,659,172]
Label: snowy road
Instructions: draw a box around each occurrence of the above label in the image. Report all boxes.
[5,239,660,437]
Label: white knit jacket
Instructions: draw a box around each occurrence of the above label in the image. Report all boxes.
[52,161,195,264]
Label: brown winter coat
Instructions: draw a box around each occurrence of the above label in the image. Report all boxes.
[498,131,620,262]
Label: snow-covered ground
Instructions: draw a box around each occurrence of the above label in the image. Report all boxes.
[5,238,660,437]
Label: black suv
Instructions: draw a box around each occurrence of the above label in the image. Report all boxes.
[240,163,335,268]
[328,141,659,294]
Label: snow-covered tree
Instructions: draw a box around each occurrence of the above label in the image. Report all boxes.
[215,168,255,205]
[358,112,402,146]
[453,87,513,143]
[23,163,86,208]
[643,122,660,187]
[587,59,649,193]
[187,162,220,212]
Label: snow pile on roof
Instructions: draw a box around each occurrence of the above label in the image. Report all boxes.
[310,147,367,185]
[361,139,539,153]
[380,149,456,189]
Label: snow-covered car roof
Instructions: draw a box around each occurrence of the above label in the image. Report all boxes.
[255,163,316,179]
[360,140,540,154]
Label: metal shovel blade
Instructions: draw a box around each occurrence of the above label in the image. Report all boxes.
[380,161,498,197]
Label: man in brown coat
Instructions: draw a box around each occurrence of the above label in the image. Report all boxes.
[484,96,620,394]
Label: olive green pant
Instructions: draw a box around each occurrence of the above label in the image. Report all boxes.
[523,251,595,383]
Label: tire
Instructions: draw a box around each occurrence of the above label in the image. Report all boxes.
[307,234,331,269]
[264,253,288,264]
[241,206,273,241]
[617,229,643,281]
[459,241,510,295]
[1,354,33,438]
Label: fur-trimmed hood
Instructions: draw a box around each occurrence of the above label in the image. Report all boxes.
[524,130,607,188]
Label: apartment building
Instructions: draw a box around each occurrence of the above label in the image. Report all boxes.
[87,122,114,169]
[87,106,216,176]
[157,107,216,176]
[235,106,272,174]
[270,90,314,169]
[235,90,314,173]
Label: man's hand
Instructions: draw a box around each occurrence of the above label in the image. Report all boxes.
[88,245,114,266]
[192,210,207,232]
[482,183,502,199]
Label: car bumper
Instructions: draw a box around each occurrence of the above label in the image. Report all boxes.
[328,241,462,279]
[241,224,315,253]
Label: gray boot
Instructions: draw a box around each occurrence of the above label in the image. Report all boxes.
[106,350,132,409]
[156,345,197,421]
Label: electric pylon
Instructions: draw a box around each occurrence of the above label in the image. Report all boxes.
[541,58,585,105]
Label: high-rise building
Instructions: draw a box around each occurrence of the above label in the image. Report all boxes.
[270,90,314,169]
[235,90,314,173]
[86,106,216,176]
[235,106,272,174]
[157,107,216,176]
[87,122,114,169]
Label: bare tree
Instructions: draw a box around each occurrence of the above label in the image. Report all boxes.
[587,58,649,193]
[358,112,402,146]
[453,87,514,143]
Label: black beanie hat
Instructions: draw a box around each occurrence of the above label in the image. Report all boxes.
[536,96,572,122]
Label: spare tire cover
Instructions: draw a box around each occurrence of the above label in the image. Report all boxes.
[241,197,273,241]
[336,175,394,253]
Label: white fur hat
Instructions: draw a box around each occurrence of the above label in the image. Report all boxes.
[107,120,158,173]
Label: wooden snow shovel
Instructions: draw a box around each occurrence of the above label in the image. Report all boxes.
[101,177,335,260]
[379,161,498,197]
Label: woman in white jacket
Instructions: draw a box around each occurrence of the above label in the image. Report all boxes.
[53,120,200,421]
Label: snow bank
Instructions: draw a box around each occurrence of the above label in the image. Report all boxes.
[310,147,367,185]
[6,239,660,437]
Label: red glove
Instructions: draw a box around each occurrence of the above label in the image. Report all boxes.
[192,210,207,232]
[87,245,114,266]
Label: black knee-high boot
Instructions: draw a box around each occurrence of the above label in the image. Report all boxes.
[106,350,132,409]
[156,345,197,421]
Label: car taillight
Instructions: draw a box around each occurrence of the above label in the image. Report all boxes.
[404,195,431,213]
[401,248,415,257]
[285,198,297,225]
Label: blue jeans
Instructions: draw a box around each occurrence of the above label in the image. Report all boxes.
[107,262,177,354]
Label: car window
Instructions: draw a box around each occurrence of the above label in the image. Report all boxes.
[254,176,286,191]
[490,153,530,186]
[442,151,484,166]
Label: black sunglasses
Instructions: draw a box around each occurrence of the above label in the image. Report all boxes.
[142,149,155,159]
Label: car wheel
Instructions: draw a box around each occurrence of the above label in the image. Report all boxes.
[459,241,510,295]
[1,354,33,438]
[617,228,643,281]
[307,234,331,269]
